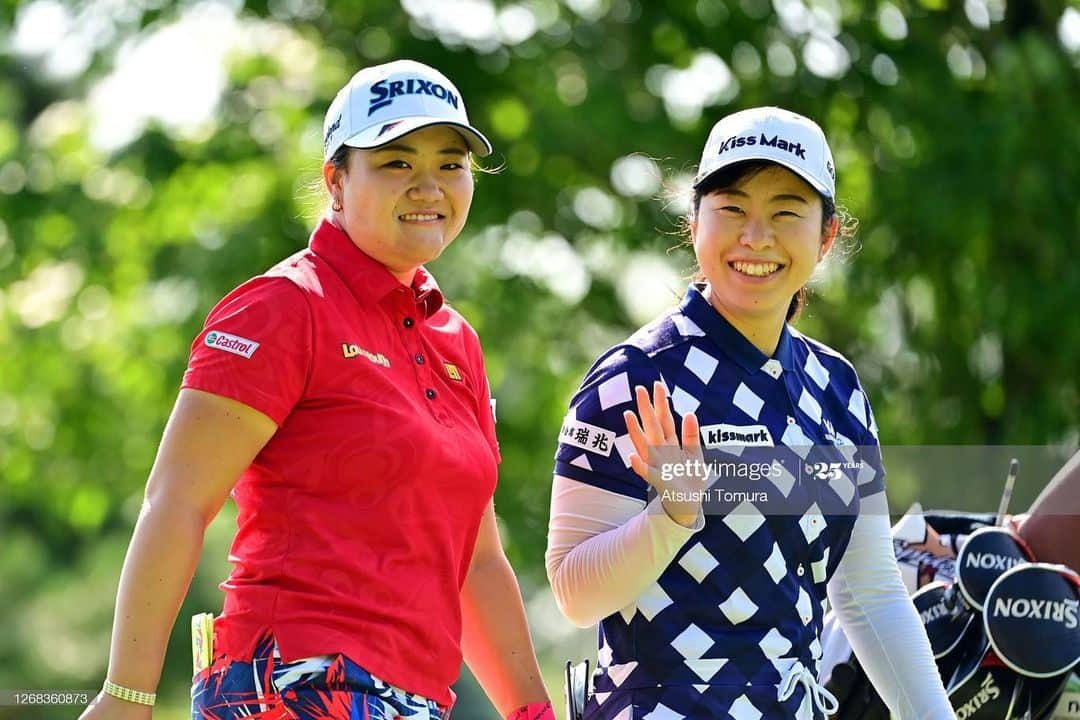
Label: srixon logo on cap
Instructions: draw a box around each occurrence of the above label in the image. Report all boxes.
[717,133,807,160]
[369,77,460,115]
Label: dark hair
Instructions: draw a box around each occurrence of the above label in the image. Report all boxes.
[329,144,350,172]
[685,160,857,322]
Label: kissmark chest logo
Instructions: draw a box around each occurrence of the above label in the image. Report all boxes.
[205,331,260,359]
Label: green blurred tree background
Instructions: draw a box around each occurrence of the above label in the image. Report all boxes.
[1,0,1077,717]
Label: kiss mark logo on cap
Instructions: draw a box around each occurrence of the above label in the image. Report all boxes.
[716,133,807,160]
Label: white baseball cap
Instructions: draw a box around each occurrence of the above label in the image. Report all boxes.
[694,106,836,199]
[322,59,492,162]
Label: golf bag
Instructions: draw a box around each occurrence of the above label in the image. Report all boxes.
[820,508,1080,720]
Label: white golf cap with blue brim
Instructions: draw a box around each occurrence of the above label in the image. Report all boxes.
[694,106,836,200]
[322,59,493,162]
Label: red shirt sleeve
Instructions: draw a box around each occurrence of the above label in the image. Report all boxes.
[182,277,312,425]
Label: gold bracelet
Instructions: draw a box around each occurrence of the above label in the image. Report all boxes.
[103,679,157,706]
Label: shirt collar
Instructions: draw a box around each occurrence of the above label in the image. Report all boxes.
[308,218,444,318]
[678,283,794,373]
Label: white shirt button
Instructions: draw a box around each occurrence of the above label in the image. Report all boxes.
[762,359,783,378]
[797,564,805,576]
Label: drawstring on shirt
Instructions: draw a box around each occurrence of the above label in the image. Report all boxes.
[777,662,839,717]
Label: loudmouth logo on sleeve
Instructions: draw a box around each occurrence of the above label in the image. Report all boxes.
[204,331,259,358]
[716,133,807,160]
[559,417,615,457]
[700,423,774,448]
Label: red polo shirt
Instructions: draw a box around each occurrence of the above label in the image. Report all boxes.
[181,219,500,704]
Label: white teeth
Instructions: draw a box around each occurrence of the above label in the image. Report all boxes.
[400,213,440,221]
[732,261,781,277]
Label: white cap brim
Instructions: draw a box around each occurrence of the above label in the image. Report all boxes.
[341,117,492,158]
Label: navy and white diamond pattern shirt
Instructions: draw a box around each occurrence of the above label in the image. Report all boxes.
[553,284,885,720]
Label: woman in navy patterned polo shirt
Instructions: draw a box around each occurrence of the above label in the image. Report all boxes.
[546,108,955,720]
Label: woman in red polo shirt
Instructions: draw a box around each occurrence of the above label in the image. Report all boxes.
[79,60,554,720]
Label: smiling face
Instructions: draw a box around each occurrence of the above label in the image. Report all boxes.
[691,163,837,345]
[323,125,474,285]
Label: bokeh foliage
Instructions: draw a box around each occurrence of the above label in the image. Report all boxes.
[1,0,1077,718]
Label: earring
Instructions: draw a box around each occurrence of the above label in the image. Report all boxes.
[332,198,343,212]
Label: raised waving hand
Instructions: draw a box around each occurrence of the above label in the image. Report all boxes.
[624,381,708,528]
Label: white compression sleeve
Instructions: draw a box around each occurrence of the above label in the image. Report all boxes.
[545,474,703,628]
[826,491,955,720]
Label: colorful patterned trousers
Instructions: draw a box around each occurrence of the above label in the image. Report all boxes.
[191,635,450,720]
